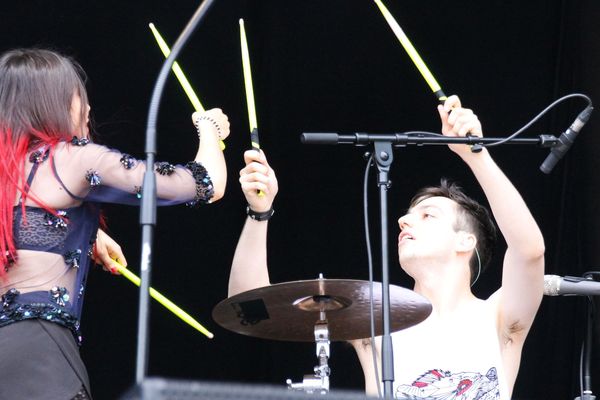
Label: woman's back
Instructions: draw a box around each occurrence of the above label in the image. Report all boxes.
[3,143,102,342]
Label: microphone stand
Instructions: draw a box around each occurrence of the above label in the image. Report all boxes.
[135,0,216,387]
[373,141,395,397]
[301,131,559,398]
[575,272,597,400]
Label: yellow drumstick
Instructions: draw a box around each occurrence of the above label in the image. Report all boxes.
[239,18,264,197]
[149,22,225,150]
[112,261,214,339]
[239,19,258,137]
[372,0,447,103]
[149,23,205,112]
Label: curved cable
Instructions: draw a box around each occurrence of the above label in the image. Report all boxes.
[483,93,592,148]
[400,93,593,150]
[470,248,482,287]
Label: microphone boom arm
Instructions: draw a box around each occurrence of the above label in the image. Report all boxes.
[301,132,559,147]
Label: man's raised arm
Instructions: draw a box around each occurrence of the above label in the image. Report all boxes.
[438,95,545,337]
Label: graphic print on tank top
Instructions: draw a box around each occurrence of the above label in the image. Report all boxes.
[395,367,500,399]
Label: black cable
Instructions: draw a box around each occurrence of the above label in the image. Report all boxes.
[363,152,382,398]
[579,329,585,400]
[399,93,593,149]
[483,93,591,148]
[578,296,595,400]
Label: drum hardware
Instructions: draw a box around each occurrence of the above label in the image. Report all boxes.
[286,317,331,394]
[212,274,432,394]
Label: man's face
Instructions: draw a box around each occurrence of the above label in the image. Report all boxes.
[397,196,461,269]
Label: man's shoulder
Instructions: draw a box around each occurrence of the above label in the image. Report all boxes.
[475,287,502,311]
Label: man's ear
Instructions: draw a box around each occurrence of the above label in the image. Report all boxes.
[456,231,477,253]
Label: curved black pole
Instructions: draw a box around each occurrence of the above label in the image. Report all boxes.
[136,0,216,385]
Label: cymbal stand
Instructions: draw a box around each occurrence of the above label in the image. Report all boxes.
[287,316,331,394]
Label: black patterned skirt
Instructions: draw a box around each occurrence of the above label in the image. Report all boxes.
[0,319,91,399]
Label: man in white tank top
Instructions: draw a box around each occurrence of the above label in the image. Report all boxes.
[228,95,545,400]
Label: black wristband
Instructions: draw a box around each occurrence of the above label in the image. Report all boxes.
[246,205,274,221]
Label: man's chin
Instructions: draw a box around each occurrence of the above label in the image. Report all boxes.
[400,252,430,272]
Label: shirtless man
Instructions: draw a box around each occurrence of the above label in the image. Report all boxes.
[228,96,545,400]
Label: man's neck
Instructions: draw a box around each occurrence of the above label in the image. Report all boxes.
[411,262,475,315]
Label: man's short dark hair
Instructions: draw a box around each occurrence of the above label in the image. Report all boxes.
[409,179,497,284]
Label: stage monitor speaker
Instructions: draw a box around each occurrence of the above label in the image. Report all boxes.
[120,377,373,400]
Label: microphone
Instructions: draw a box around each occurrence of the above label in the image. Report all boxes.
[540,105,593,174]
[543,275,600,296]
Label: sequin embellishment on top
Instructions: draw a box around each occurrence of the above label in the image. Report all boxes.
[1,289,19,308]
[85,170,101,187]
[29,149,50,164]
[50,286,70,307]
[64,249,82,269]
[44,210,68,229]
[120,154,136,169]
[184,161,214,206]
[71,136,90,146]
[155,162,176,176]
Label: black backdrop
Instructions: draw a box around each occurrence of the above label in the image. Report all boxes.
[2,1,600,399]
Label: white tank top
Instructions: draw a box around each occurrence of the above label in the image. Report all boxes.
[390,299,509,399]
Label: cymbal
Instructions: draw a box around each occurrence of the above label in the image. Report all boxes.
[212,278,431,342]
